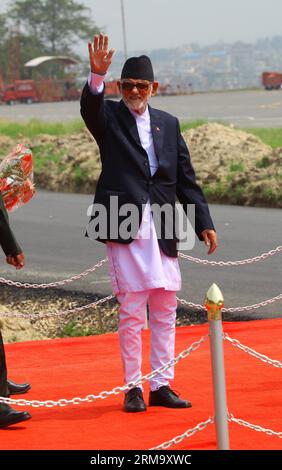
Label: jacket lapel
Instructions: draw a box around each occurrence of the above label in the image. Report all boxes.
[118,100,143,148]
[149,106,164,164]
[117,101,165,172]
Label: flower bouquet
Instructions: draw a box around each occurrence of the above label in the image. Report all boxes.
[0,143,35,212]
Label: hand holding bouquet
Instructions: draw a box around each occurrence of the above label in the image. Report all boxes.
[0,143,35,212]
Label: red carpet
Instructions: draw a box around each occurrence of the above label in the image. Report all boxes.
[1,318,282,450]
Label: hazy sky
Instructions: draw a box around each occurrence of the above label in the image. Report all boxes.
[83,0,282,52]
[1,0,282,53]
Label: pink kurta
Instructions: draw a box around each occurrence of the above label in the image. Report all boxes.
[89,73,182,295]
[107,202,181,294]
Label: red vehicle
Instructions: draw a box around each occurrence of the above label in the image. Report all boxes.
[2,79,80,104]
[3,80,40,104]
[262,72,282,90]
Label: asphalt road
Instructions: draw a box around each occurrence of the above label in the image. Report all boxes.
[1,89,282,127]
[0,191,281,320]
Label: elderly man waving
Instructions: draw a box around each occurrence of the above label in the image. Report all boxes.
[81,34,217,413]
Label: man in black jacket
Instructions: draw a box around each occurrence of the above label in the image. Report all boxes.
[81,34,217,413]
[0,193,31,428]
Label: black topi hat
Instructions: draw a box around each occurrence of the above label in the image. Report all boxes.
[121,55,154,81]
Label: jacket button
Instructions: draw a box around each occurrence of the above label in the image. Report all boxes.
[141,196,147,202]
[149,180,153,185]
[144,161,148,166]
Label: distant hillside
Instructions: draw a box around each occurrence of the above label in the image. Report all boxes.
[107,36,282,92]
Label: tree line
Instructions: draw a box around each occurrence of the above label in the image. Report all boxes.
[0,0,100,83]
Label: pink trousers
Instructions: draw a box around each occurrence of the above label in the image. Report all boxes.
[116,288,177,392]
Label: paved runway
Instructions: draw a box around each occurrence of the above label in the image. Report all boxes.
[1,89,281,319]
[1,89,282,127]
[0,191,281,320]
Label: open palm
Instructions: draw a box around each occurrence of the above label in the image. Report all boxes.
[88,34,115,75]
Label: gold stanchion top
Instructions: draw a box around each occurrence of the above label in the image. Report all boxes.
[204,283,224,321]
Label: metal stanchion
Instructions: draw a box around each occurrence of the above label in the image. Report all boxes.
[144,305,149,330]
[205,283,229,450]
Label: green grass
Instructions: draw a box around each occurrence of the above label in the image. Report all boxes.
[31,144,65,171]
[73,166,89,185]
[0,118,84,138]
[180,121,282,148]
[0,118,281,149]
[180,120,208,132]
[244,128,282,148]
[180,119,282,148]
[255,156,272,168]
[58,320,99,338]
[0,118,207,137]
[229,161,245,172]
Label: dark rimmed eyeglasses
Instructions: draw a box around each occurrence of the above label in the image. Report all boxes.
[121,80,152,91]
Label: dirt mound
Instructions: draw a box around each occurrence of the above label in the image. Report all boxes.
[0,124,281,207]
[183,123,272,181]
[28,130,101,193]
[183,123,281,207]
[0,309,48,343]
[0,287,118,343]
[0,285,207,343]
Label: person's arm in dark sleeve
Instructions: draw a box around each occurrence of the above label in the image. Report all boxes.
[80,78,108,142]
[175,119,215,241]
[0,196,22,256]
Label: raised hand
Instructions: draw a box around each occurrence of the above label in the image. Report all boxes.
[88,33,115,75]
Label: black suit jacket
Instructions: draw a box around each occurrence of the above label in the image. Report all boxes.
[80,83,215,257]
[0,193,21,257]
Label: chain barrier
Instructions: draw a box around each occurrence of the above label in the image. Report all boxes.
[0,243,281,445]
[177,292,282,313]
[0,295,115,319]
[0,258,108,289]
[222,293,282,312]
[179,245,282,266]
[0,335,208,407]
[0,245,281,289]
[150,417,214,450]
[228,413,282,439]
[1,291,281,319]
[224,333,282,368]
[177,297,204,310]
[0,242,281,452]
[151,412,282,450]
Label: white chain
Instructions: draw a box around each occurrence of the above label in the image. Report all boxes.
[177,297,204,310]
[224,333,282,368]
[222,293,282,312]
[0,245,281,289]
[0,334,208,408]
[2,292,281,319]
[229,413,282,438]
[177,292,282,313]
[0,258,108,289]
[150,417,214,450]
[150,411,282,450]
[179,245,282,266]
[0,295,115,319]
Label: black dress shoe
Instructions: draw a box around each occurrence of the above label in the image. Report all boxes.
[124,387,147,412]
[7,379,31,396]
[0,404,31,429]
[149,386,192,408]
